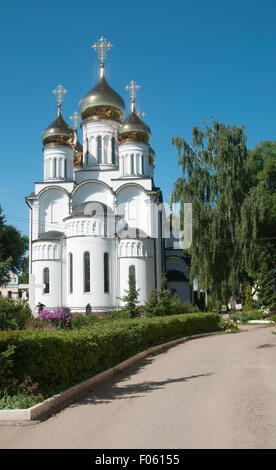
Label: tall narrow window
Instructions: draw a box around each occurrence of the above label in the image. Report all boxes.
[43,268,50,293]
[69,253,73,293]
[130,154,134,174]
[129,265,136,291]
[111,137,116,164]
[97,136,102,163]
[104,253,109,293]
[141,155,144,175]
[86,137,89,165]
[64,160,67,178]
[53,158,57,178]
[84,251,90,292]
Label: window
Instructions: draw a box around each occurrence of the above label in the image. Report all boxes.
[111,137,116,164]
[97,136,102,163]
[141,155,144,175]
[129,265,136,291]
[64,160,67,178]
[53,158,57,178]
[84,251,90,292]
[43,268,50,293]
[104,253,109,293]
[69,253,73,293]
[8,291,12,299]
[130,154,134,174]
[86,138,89,165]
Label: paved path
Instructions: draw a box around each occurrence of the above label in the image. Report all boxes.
[1,325,276,449]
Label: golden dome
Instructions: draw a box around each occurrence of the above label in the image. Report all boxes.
[42,107,74,147]
[79,73,125,122]
[117,111,151,144]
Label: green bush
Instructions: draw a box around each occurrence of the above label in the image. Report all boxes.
[230,312,252,323]
[270,315,276,323]
[0,297,32,331]
[241,309,263,320]
[144,288,198,317]
[0,313,220,399]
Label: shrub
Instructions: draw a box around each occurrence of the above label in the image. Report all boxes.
[241,309,263,320]
[0,313,220,398]
[38,309,76,329]
[0,297,32,331]
[270,315,276,323]
[230,312,252,323]
[144,288,190,317]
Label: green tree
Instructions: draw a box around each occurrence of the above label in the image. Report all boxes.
[120,269,140,318]
[0,206,28,285]
[240,141,276,308]
[172,119,250,303]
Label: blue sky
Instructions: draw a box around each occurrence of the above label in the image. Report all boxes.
[1,0,276,237]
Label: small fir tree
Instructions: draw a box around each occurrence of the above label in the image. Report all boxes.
[120,269,140,318]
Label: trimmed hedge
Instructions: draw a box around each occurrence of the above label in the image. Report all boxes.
[0,313,220,398]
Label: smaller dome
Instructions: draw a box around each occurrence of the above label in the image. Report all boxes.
[42,108,74,146]
[117,111,151,144]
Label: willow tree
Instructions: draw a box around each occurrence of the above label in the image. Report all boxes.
[172,119,250,302]
[240,141,276,309]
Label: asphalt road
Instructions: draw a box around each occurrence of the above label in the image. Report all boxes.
[1,325,276,449]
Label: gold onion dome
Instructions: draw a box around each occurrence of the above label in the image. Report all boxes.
[117,111,151,144]
[79,73,125,122]
[41,107,74,146]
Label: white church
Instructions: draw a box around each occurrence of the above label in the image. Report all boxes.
[25,37,192,315]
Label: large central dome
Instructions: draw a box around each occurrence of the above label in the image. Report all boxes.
[79,74,125,122]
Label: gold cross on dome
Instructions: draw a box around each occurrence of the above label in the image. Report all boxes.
[92,36,113,64]
[70,111,80,130]
[53,84,67,106]
[125,80,140,101]
[125,80,141,112]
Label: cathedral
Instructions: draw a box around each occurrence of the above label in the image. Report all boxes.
[25,37,192,314]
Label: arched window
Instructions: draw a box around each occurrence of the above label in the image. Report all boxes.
[129,265,136,291]
[53,158,57,178]
[111,137,116,164]
[130,154,134,174]
[43,267,50,293]
[104,253,109,293]
[64,160,67,178]
[69,253,73,293]
[97,136,102,163]
[84,251,90,292]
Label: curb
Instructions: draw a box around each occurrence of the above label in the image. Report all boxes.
[0,331,217,422]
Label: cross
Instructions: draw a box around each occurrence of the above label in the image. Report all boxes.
[70,111,80,130]
[18,273,45,314]
[53,84,67,106]
[91,36,113,65]
[125,80,140,112]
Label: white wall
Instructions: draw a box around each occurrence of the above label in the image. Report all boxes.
[65,236,116,311]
